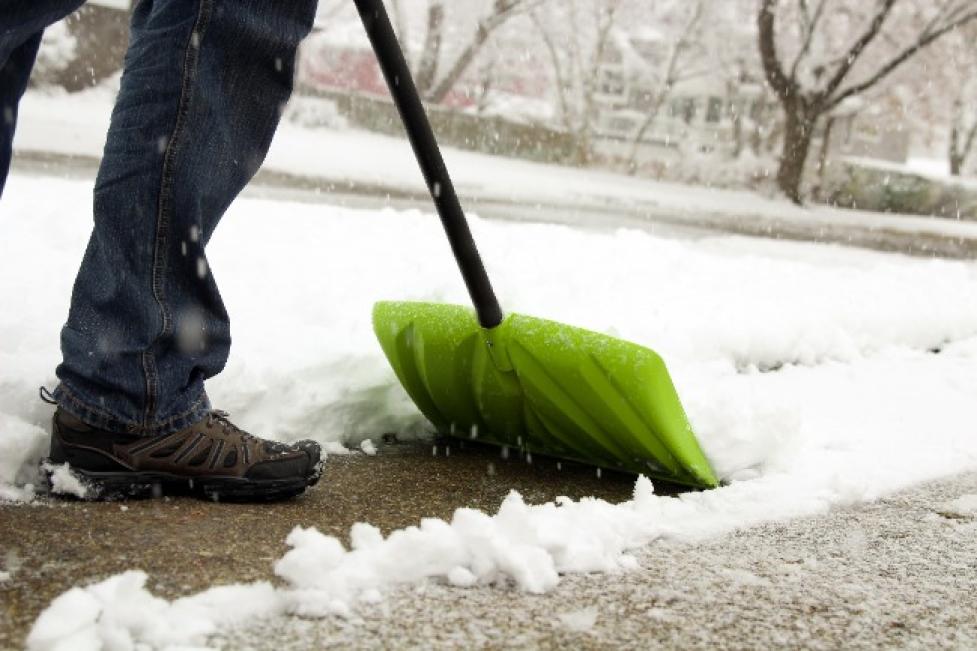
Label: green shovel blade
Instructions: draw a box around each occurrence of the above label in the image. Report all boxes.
[373,301,718,488]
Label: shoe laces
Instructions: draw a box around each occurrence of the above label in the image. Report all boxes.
[207,410,255,444]
[206,410,290,455]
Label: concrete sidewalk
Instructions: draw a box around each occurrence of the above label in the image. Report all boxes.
[1,442,975,649]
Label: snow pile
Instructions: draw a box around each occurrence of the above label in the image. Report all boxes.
[25,571,284,651]
[26,478,663,647]
[3,171,977,500]
[0,414,47,502]
[277,482,659,616]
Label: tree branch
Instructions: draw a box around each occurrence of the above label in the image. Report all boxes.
[819,0,898,101]
[828,7,977,109]
[425,0,545,103]
[415,2,445,96]
[531,9,574,132]
[789,0,827,82]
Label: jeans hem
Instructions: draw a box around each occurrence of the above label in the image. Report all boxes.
[52,382,212,437]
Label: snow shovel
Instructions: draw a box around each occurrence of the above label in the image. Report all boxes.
[356,0,718,488]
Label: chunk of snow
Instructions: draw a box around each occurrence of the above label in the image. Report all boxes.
[359,439,377,456]
[557,607,599,632]
[0,413,48,502]
[26,571,284,651]
[41,462,90,499]
[447,566,477,587]
[323,441,352,456]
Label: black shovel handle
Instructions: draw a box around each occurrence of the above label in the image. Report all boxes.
[354,0,504,329]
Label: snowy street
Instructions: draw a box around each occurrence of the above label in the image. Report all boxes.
[14,84,977,257]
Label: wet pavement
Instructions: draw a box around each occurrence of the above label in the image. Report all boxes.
[0,441,638,648]
[2,444,975,649]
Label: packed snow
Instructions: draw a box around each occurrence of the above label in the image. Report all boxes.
[4,170,977,647]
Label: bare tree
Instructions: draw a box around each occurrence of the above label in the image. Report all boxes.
[414,0,544,104]
[623,1,706,174]
[945,30,977,175]
[415,1,446,95]
[532,0,621,165]
[758,0,977,203]
[949,95,977,175]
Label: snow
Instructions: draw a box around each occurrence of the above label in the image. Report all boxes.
[558,607,599,632]
[359,439,378,456]
[25,571,285,651]
[14,85,977,240]
[8,81,977,648]
[940,494,977,519]
[853,155,977,192]
[0,414,46,502]
[40,462,90,499]
[2,170,977,508]
[7,167,977,646]
[274,486,648,616]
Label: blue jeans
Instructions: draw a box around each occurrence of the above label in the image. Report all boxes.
[1,0,317,435]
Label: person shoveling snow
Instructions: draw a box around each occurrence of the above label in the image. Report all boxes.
[2,0,720,501]
[1,0,324,500]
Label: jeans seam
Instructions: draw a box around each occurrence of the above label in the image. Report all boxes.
[56,381,136,426]
[142,0,214,427]
[57,381,212,437]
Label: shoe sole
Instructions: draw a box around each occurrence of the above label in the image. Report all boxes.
[42,461,320,502]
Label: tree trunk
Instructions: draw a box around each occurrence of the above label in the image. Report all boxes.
[776,105,817,204]
[415,3,445,97]
[950,155,963,176]
[624,96,666,175]
[813,116,835,199]
[426,22,491,104]
[731,102,744,159]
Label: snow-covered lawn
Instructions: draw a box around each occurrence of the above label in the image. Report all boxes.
[4,170,977,648]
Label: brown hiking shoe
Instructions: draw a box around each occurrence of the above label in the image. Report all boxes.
[44,408,323,501]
